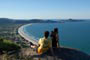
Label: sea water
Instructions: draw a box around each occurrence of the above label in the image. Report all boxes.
[23,21,90,55]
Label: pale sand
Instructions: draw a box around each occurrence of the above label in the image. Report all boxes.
[18,24,38,45]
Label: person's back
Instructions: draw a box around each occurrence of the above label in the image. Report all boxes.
[38,31,52,54]
[51,28,59,48]
[54,28,59,47]
[51,31,57,47]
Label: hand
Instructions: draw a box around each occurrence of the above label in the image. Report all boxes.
[31,45,36,48]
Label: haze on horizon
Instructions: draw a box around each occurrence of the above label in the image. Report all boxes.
[0,0,90,19]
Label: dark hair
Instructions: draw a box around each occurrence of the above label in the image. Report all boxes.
[44,31,49,38]
[54,28,58,33]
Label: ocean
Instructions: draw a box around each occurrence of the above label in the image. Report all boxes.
[23,21,90,55]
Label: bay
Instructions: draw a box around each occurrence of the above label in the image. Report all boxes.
[23,21,90,55]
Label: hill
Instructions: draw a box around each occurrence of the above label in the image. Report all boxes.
[0,18,13,23]
[0,18,58,24]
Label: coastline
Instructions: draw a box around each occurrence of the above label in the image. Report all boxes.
[18,23,90,55]
[17,24,90,60]
[18,24,38,46]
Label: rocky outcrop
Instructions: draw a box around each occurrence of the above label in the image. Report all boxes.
[31,47,90,60]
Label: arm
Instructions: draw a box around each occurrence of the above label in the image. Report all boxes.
[56,34,60,47]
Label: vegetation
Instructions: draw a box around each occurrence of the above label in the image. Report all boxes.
[0,23,33,60]
[0,38,20,52]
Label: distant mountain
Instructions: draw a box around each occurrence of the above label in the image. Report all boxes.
[45,20,58,23]
[58,19,86,23]
[0,18,58,24]
[0,18,86,24]
[67,19,85,22]
[0,18,13,23]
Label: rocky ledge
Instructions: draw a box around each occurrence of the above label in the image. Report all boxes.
[31,47,90,60]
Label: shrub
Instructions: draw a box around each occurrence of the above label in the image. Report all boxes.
[0,38,20,52]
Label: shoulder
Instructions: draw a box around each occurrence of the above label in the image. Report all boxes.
[39,37,44,42]
[40,37,45,40]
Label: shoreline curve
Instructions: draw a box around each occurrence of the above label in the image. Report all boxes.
[18,24,38,45]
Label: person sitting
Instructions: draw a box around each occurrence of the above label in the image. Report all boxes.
[54,28,59,47]
[37,31,52,55]
[50,31,57,47]
[51,28,59,48]
[30,31,56,60]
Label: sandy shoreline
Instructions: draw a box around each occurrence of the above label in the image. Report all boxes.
[18,24,38,45]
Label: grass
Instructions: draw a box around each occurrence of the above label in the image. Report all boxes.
[0,38,20,52]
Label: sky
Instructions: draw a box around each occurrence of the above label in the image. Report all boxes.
[0,0,90,19]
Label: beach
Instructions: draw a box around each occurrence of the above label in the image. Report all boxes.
[18,24,38,46]
[17,23,90,60]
